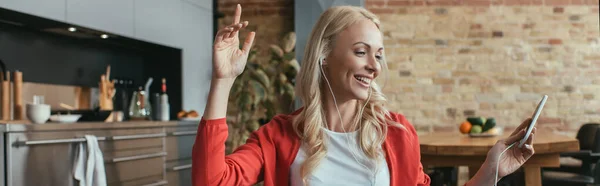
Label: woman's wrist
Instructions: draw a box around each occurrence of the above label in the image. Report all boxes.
[203,77,236,120]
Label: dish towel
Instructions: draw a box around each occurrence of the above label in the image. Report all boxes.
[73,135,107,186]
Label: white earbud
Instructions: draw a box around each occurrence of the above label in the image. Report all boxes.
[319,56,325,66]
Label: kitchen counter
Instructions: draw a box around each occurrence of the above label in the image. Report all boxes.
[0,120,200,132]
[0,119,200,186]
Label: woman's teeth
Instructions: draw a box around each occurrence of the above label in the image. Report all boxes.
[356,76,370,84]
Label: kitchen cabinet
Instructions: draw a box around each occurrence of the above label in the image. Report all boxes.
[181,3,212,114]
[0,0,66,21]
[66,0,135,37]
[183,0,211,11]
[165,125,196,186]
[0,121,198,186]
[134,0,184,48]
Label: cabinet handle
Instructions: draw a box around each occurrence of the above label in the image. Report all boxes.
[17,132,166,146]
[141,180,168,186]
[170,164,192,171]
[112,152,166,163]
[111,133,166,140]
[171,131,196,136]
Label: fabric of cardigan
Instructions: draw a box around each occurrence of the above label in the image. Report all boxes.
[192,109,431,186]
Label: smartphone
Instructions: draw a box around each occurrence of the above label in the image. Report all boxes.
[519,95,548,148]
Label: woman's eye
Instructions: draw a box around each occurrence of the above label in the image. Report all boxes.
[355,51,366,56]
[375,55,382,61]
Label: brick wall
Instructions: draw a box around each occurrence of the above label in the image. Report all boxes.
[217,0,294,63]
[366,0,600,136]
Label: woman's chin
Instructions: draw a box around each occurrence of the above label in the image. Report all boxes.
[351,91,370,101]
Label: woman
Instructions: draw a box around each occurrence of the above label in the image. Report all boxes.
[193,5,536,186]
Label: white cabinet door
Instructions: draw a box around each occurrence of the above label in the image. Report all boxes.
[181,2,212,114]
[0,0,66,21]
[133,0,183,48]
[184,0,211,11]
[66,0,134,37]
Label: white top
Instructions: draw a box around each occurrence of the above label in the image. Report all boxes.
[290,128,390,186]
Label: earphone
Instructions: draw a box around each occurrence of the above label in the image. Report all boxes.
[318,56,379,185]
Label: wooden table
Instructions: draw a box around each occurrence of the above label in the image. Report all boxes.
[419,131,579,186]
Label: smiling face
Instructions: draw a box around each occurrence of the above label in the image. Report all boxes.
[322,19,384,101]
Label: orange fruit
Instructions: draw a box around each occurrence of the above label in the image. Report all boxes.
[459,121,472,134]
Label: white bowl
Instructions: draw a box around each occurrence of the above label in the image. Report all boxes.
[49,114,81,123]
[26,103,51,124]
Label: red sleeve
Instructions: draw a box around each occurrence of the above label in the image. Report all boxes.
[394,113,431,186]
[192,118,266,186]
[417,163,431,186]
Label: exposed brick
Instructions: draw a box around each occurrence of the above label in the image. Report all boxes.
[433,78,455,84]
[471,24,483,29]
[549,39,563,45]
[545,0,571,5]
[505,0,533,5]
[369,8,395,14]
[463,110,476,116]
[538,46,553,52]
[442,85,453,92]
[435,39,448,46]
[366,0,597,136]
[446,108,458,118]
[538,117,562,124]
[492,31,504,37]
[523,23,535,29]
[573,23,585,28]
[399,70,412,76]
[366,1,386,7]
[413,0,426,6]
[464,0,492,6]
[426,0,462,6]
[585,0,599,5]
[480,103,493,110]
[434,8,448,15]
[388,0,412,6]
[553,7,564,13]
[564,85,575,92]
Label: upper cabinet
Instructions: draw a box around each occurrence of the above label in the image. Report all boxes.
[133,0,183,48]
[183,0,211,11]
[66,0,135,37]
[180,2,212,113]
[0,0,66,21]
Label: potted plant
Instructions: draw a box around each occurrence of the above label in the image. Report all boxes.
[226,32,299,153]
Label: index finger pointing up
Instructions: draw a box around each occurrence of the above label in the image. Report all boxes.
[233,4,241,24]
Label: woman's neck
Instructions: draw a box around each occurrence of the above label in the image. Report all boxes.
[322,92,359,133]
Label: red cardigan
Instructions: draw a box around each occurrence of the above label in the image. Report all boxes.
[192,111,431,186]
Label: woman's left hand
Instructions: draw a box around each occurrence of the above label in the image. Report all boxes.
[487,118,536,178]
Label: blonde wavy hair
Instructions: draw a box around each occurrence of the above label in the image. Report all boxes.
[292,5,405,183]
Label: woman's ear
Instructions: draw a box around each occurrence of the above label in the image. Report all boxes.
[320,57,327,65]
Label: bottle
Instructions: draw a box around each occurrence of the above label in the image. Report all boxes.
[160,78,170,121]
[153,93,161,120]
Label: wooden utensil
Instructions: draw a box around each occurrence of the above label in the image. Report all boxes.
[2,72,10,120]
[13,71,23,120]
[60,103,76,110]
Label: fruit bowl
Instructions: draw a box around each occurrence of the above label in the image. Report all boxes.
[459,117,503,137]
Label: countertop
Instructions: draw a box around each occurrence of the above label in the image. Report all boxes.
[0,120,200,132]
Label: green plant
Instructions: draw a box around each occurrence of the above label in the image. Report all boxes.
[226,32,299,153]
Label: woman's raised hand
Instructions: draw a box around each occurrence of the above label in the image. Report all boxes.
[212,4,255,80]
